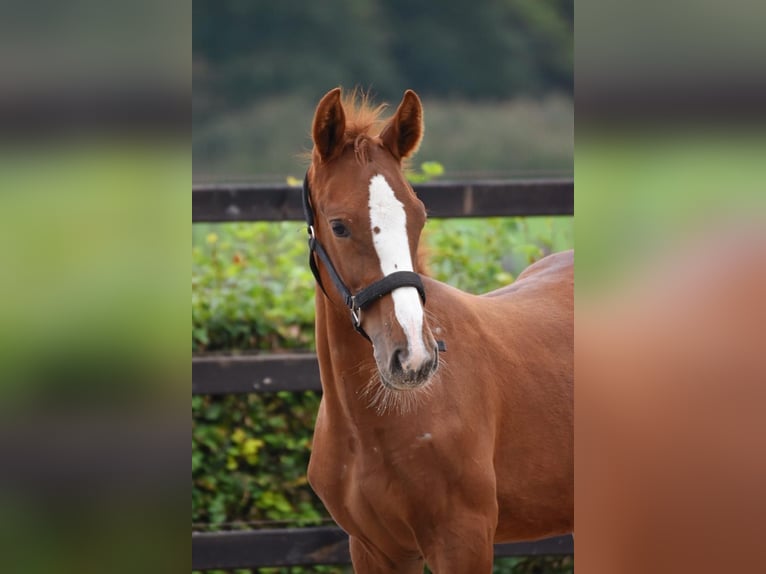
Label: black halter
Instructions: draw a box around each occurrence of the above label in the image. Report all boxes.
[301,173,432,345]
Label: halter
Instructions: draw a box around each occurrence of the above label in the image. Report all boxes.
[302,173,445,352]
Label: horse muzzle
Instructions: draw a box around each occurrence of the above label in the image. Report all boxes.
[376,343,439,390]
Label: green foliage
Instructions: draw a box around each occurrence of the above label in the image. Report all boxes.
[192,215,572,352]
[406,161,445,184]
[192,222,316,352]
[192,392,327,529]
[193,0,572,121]
[381,0,572,99]
[426,217,572,293]
[193,0,401,118]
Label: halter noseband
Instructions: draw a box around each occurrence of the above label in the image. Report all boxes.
[302,173,434,346]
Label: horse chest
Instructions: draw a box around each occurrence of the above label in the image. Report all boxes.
[309,417,475,529]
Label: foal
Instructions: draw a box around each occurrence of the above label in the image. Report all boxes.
[305,88,573,573]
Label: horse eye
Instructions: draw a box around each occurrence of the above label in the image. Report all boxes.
[331,220,350,238]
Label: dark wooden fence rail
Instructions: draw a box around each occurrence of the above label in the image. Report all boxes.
[193,527,574,570]
[193,178,573,222]
[193,353,322,395]
[192,178,574,570]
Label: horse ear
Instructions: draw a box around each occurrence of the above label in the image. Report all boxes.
[380,89,424,161]
[312,87,346,162]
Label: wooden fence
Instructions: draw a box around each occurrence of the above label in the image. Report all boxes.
[192,178,574,570]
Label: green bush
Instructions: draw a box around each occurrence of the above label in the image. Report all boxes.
[192,216,572,352]
[425,216,572,292]
[192,391,326,526]
[192,214,572,574]
[192,222,316,353]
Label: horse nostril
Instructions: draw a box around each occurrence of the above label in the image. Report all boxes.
[390,348,406,374]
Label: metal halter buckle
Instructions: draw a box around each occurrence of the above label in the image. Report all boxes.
[350,297,361,327]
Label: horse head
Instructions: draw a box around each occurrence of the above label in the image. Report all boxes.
[307,88,439,390]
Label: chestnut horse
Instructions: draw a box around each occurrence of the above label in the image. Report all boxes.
[305,88,573,573]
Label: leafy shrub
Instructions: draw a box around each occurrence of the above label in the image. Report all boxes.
[193,391,326,526]
[192,222,316,352]
[192,215,572,352]
[426,216,571,292]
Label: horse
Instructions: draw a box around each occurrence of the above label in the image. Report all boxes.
[304,87,573,573]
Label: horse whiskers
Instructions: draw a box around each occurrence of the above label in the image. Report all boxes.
[357,372,386,411]
[357,370,437,416]
[349,359,377,378]
[434,354,453,379]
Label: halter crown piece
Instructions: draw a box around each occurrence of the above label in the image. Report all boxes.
[302,173,445,352]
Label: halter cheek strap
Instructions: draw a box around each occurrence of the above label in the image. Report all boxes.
[307,225,427,328]
[302,173,445,352]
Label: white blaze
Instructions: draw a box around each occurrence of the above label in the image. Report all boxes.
[368,174,428,365]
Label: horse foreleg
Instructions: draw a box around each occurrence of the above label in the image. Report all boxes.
[348,536,424,574]
[420,521,496,573]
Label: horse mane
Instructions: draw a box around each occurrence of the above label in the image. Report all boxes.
[340,88,388,140]
[338,89,388,165]
[303,88,387,165]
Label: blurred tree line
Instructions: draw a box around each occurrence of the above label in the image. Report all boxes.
[193,0,572,122]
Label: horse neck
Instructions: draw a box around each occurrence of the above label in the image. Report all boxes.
[314,291,379,423]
